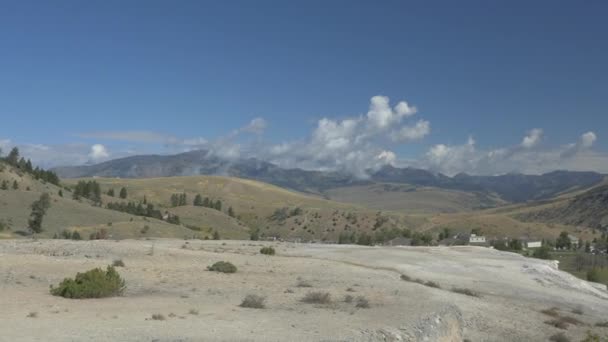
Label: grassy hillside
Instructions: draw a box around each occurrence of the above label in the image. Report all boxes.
[0,162,199,239]
[325,183,504,214]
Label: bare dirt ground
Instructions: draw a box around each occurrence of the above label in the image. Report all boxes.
[1,239,607,341]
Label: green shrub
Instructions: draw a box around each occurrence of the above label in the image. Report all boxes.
[587,268,600,282]
[240,294,266,309]
[533,246,552,260]
[207,261,237,273]
[260,246,276,255]
[50,266,126,299]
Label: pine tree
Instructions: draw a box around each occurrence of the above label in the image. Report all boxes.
[202,197,210,207]
[214,200,222,211]
[58,189,63,197]
[119,187,128,199]
[6,147,19,165]
[0,180,8,190]
[228,206,235,217]
[143,195,147,205]
[193,194,203,206]
[107,188,115,197]
[12,180,18,190]
[213,230,220,240]
[170,194,179,207]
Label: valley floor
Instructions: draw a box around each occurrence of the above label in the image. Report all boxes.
[0,239,607,341]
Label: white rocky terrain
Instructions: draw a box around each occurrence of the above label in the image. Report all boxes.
[1,239,607,341]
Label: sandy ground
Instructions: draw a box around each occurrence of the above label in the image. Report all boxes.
[0,239,607,342]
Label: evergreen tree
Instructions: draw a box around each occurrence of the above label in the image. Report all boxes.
[213,230,220,240]
[24,159,33,172]
[12,180,18,190]
[28,193,51,233]
[170,194,180,207]
[119,187,128,199]
[0,180,8,190]
[179,193,187,206]
[6,147,19,165]
[228,206,235,217]
[58,189,63,197]
[202,197,210,207]
[107,188,115,197]
[193,194,203,206]
[214,200,222,211]
[143,195,147,205]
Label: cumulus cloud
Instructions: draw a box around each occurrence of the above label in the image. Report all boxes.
[241,117,267,134]
[259,95,426,176]
[521,128,543,148]
[391,120,430,142]
[89,144,110,161]
[420,130,607,176]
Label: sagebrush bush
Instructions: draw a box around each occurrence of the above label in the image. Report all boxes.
[207,261,237,273]
[112,259,125,267]
[301,291,332,304]
[240,294,266,309]
[50,266,125,299]
[260,246,276,255]
[424,281,441,289]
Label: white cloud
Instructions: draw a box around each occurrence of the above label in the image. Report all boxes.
[391,120,430,142]
[521,128,543,148]
[580,131,597,148]
[366,95,417,130]
[89,144,110,160]
[241,117,267,134]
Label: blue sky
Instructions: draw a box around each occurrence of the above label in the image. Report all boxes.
[1,1,607,175]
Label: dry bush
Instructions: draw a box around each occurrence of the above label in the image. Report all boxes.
[151,314,165,321]
[240,294,266,309]
[545,319,569,330]
[559,316,583,326]
[355,296,370,309]
[112,259,125,267]
[296,279,313,288]
[343,294,354,303]
[301,291,331,304]
[207,261,237,273]
[188,309,199,315]
[27,312,38,318]
[424,281,441,289]
[400,274,411,281]
[571,308,583,315]
[595,321,608,327]
[541,307,560,318]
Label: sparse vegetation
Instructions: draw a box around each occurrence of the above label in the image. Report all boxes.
[549,332,571,342]
[207,261,237,273]
[301,291,331,304]
[151,314,165,321]
[296,278,313,288]
[240,294,266,309]
[424,281,441,289]
[188,309,199,315]
[260,246,275,255]
[343,294,354,303]
[451,287,481,297]
[50,266,126,299]
[541,307,560,318]
[27,312,38,318]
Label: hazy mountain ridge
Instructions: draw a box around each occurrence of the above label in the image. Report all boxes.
[53,150,605,203]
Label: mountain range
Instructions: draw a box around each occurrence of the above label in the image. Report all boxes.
[53,149,605,204]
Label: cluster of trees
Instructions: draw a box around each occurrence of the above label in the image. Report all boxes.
[171,193,188,207]
[193,194,234,216]
[270,207,302,221]
[491,238,523,251]
[0,180,19,190]
[1,147,60,186]
[106,187,128,199]
[72,180,102,204]
[105,201,180,225]
[53,230,82,240]
[336,227,433,246]
[28,193,51,233]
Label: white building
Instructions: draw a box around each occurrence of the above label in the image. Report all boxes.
[469,234,486,244]
[526,241,542,248]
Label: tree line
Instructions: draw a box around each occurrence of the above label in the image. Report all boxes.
[1,147,60,186]
[172,193,235,217]
[105,201,181,225]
